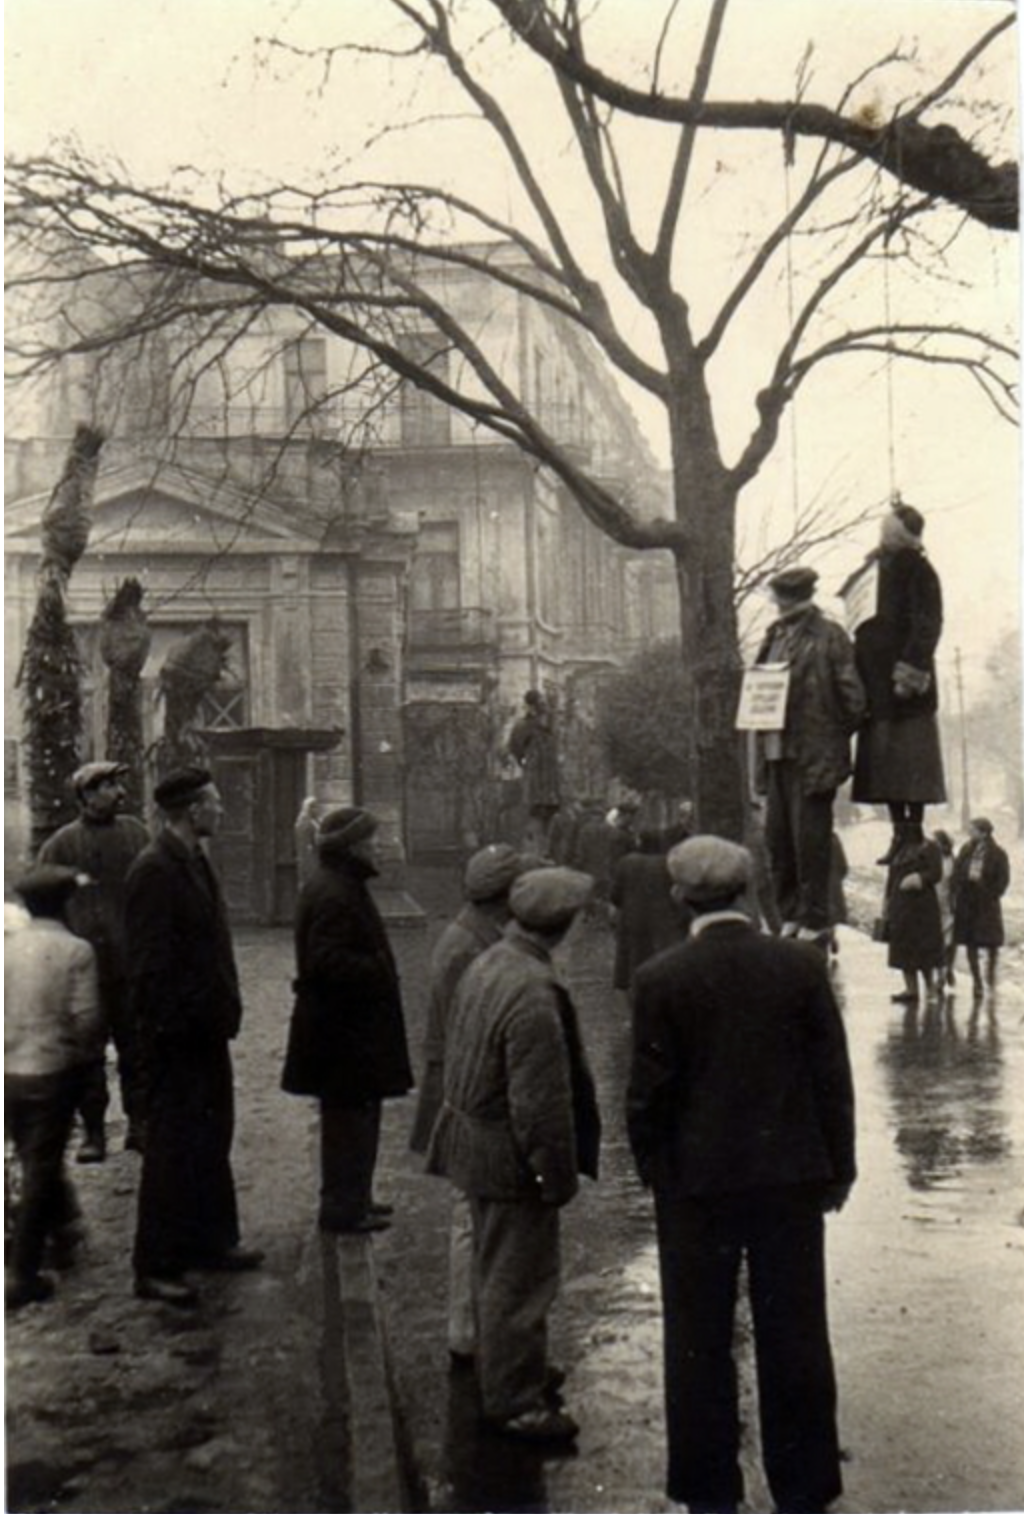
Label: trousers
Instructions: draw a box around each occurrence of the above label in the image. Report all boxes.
[470,1194,560,1421]
[765,762,836,931]
[5,1069,84,1280]
[318,1098,382,1227]
[653,1185,842,1511]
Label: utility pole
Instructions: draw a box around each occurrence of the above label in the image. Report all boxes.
[954,646,971,831]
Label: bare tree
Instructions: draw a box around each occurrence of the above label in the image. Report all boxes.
[5,0,1017,834]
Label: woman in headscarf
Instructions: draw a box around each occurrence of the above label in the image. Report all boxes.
[850,502,946,864]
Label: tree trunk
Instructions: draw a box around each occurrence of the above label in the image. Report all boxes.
[667,349,746,841]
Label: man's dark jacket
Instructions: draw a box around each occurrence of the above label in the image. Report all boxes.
[125,828,243,1271]
[628,920,855,1195]
[755,604,865,795]
[125,829,242,1050]
[282,854,412,1105]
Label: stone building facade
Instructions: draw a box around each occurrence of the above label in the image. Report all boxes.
[5,241,677,913]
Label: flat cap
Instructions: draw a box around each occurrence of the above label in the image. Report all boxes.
[464,843,526,902]
[72,760,128,795]
[14,863,85,913]
[768,566,818,600]
[666,835,752,904]
[509,866,593,930]
[153,766,214,810]
[318,805,378,853]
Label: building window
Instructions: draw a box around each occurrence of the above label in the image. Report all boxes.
[398,334,451,445]
[410,521,460,614]
[283,337,328,431]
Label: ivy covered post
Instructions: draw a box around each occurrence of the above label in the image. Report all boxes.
[99,578,152,816]
[20,424,105,853]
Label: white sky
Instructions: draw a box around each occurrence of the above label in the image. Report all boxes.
[5,0,1022,690]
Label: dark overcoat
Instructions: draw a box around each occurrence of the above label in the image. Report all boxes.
[125,829,243,1271]
[885,836,944,972]
[952,838,1011,948]
[852,546,946,803]
[610,852,691,992]
[628,920,856,1194]
[755,606,866,796]
[282,854,412,1104]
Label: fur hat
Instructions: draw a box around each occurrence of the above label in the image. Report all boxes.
[667,835,752,904]
[317,806,378,853]
[153,766,213,810]
[464,844,527,902]
[509,867,593,931]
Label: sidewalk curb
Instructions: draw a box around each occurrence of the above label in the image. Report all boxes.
[320,1231,410,1513]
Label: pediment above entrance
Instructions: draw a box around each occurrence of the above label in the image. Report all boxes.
[4,459,321,554]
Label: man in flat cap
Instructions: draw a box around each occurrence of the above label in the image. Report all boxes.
[628,835,856,1514]
[125,766,262,1306]
[410,842,531,1363]
[428,866,600,1442]
[38,760,150,1160]
[5,866,103,1308]
[282,806,412,1234]
[754,566,865,942]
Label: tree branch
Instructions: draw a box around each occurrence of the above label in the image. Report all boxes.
[489,0,1018,229]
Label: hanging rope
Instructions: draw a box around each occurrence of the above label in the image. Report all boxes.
[782,149,801,530]
[881,215,900,503]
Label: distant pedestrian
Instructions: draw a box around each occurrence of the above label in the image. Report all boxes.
[609,828,691,998]
[628,835,856,1514]
[38,761,150,1160]
[932,829,957,988]
[126,767,263,1308]
[283,806,413,1234]
[293,796,320,888]
[410,843,529,1363]
[428,867,600,1443]
[571,798,619,906]
[850,503,946,864]
[754,567,866,943]
[5,866,103,1310]
[548,800,582,866]
[952,818,1011,996]
[884,826,944,1004]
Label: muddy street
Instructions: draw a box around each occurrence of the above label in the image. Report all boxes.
[5,862,1024,1513]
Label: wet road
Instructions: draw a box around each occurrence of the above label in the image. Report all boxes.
[5,866,1023,1513]
[377,889,1024,1514]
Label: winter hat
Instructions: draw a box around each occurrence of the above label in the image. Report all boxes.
[317,806,379,854]
[893,502,925,538]
[509,867,593,931]
[667,835,752,905]
[464,844,526,903]
[153,766,213,810]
